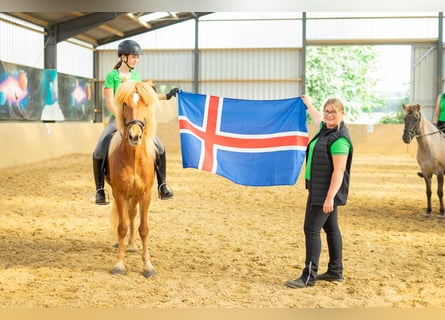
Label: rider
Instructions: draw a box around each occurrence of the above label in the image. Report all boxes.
[93,39,179,204]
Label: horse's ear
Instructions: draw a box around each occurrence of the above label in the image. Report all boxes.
[415,104,421,111]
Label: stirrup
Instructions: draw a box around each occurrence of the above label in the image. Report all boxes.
[158,183,174,200]
[96,188,110,205]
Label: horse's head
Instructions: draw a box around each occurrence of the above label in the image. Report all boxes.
[402,104,422,144]
[114,80,158,147]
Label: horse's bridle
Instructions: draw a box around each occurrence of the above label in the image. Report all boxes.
[403,112,421,141]
[404,111,441,140]
[121,102,146,138]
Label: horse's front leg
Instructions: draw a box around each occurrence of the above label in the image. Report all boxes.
[127,198,138,252]
[423,176,432,218]
[139,193,155,278]
[437,173,444,219]
[112,195,128,275]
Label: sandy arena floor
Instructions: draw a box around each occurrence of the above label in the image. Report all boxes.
[0,149,444,307]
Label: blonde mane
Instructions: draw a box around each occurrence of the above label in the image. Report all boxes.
[114,79,158,139]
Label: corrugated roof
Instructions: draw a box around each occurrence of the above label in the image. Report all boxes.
[5,12,212,47]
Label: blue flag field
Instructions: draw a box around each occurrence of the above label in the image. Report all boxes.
[177,91,308,186]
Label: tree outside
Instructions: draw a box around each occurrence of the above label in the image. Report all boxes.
[305,45,409,124]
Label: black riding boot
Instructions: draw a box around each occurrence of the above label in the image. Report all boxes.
[93,156,109,205]
[155,151,174,200]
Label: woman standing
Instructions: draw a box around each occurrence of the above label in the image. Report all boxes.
[93,39,177,205]
[285,94,353,289]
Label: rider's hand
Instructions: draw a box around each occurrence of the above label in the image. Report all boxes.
[166,88,179,100]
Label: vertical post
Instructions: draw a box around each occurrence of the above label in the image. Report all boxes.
[44,26,57,69]
[301,12,307,95]
[193,16,200,93]
[93,49,102,123]
[438,12,444,96]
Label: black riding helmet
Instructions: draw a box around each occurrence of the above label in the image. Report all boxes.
[116,40,142,71]
[117,39,142,57]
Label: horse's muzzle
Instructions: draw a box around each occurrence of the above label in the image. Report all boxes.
[128,131,143,146]
[125,119,146,147]
[402,130,415,144]
[402,136,412,144]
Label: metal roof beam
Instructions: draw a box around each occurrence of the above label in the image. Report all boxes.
[52,12,126,43]
[68,12,125,38]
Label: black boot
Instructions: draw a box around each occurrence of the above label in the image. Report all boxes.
[93,156,109,205]
[155,151,174,200]
[285,262,317,289]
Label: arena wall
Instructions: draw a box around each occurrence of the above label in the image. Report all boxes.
[0,102,417,169]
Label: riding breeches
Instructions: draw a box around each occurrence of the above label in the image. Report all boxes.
[93,117,117,161]
[154,135,165,155]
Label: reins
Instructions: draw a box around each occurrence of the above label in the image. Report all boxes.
[415,130,442,138]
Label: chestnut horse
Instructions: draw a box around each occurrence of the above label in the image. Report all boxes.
[106,79,158,277]
[402,103,445,219]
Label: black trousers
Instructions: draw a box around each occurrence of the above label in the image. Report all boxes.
[302,191,343,280]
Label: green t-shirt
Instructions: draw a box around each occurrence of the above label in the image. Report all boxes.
[438,93,445,122]
[104,69,142,116]
[104,68,142,93]
[305,128,351,181]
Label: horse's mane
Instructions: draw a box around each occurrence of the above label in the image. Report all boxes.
[113,80,158,139]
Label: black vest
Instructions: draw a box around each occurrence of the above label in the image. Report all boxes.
[306,121,353,206]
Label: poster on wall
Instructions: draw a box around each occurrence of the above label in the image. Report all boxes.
[40,69,64,121]
[58,72,94,121]
[0,60,95,121]
[0,61,41,120]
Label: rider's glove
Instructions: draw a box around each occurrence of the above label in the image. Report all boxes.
[166,88,179,100]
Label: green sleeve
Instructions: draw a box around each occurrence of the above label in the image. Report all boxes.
[330,137,351,155]
[104,69,120,93]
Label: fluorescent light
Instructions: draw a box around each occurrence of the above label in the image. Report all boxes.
[139,12,170,22]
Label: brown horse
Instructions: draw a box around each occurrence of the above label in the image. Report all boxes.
[402,103,445,219]
[106,79,158,277]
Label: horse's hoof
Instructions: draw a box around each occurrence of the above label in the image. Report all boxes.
[128,247,138,253]
[143,269,155,278]
[438,214,444,220]
[423,213,431,218]
[111,268,126,276]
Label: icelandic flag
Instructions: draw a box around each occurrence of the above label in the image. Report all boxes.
[177,91,308,186]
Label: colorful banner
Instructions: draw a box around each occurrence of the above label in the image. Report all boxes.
[0,60,94,121]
